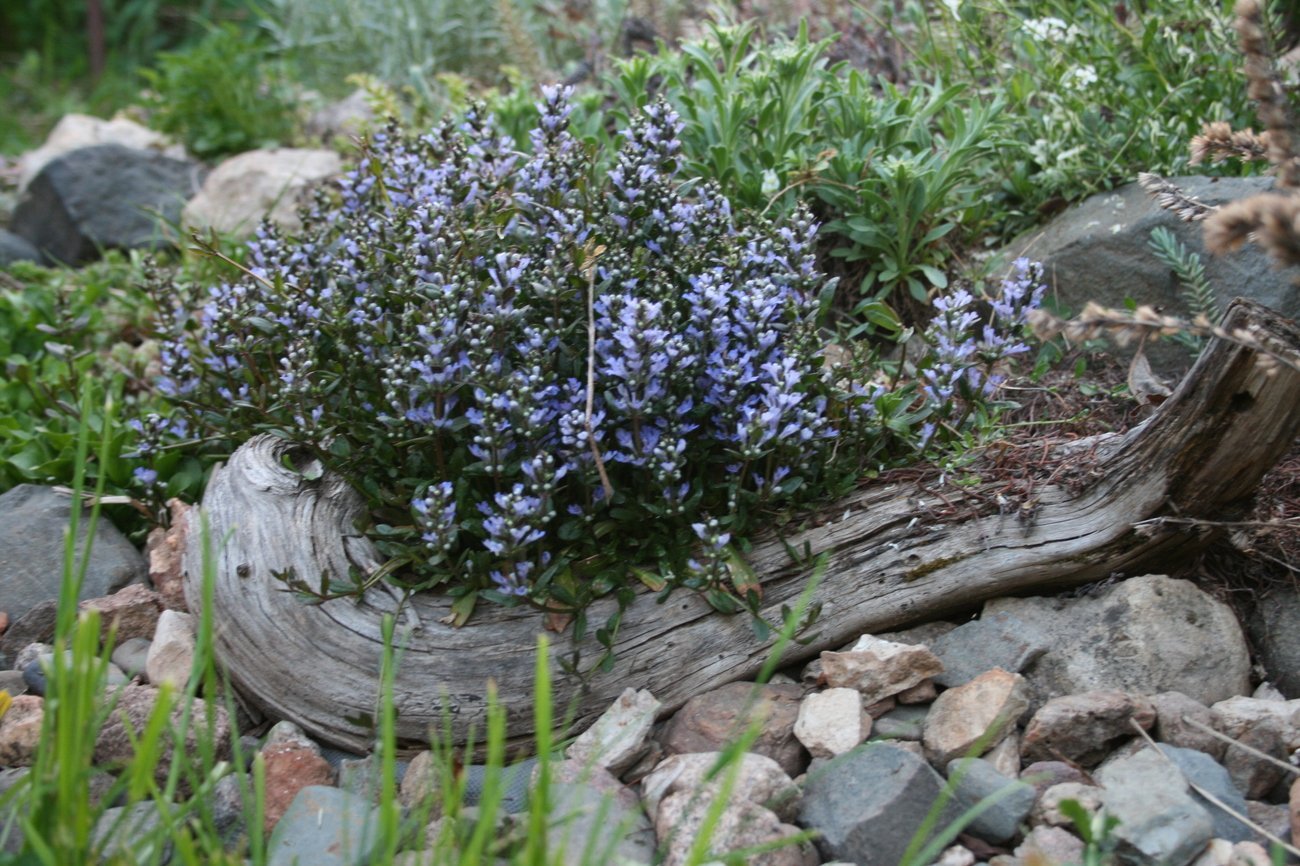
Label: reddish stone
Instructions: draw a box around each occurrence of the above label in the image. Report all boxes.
[0,695,44,765]
[1020,690,1155,768]
[145,500,191,612]
[660,682,808,777]
[79,583,162,644]
[922,669,1030,766]
[261,744,337,834]
[95,683,230,792]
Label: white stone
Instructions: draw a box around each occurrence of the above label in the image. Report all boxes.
[1229,841,1271,866]
[984,730,1022,779]
[1032,782,1105,827]
[932,844,976,866]
[1189,838,1233,866]
[793,688,871,758]
[565,687,660,774]
[639,751,799,823]
[1212,696,1300,751]
[182,148,342,237]
[144,609,195,687]
[18,113,185,190]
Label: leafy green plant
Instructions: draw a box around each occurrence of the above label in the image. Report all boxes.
[1148,226,1220,353]
[1058,798,1122,866]
[142,22,299,160]
[604,21,1001,310]
[0,255,207,536]
[889,0,1262,235]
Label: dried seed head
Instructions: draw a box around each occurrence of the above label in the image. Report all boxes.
[1138,173,1216,222]
[1189,121,1269,166]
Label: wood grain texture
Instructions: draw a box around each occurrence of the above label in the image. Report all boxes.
[184,298,1300,754]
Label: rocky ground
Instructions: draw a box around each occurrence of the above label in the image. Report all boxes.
[0,479,1298,865]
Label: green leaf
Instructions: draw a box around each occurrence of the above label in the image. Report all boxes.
[917,264,949,289]
[446,591,477,627]
[630,567,667,591]
[704,589,743,615]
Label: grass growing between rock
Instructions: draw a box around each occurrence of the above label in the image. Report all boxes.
[0,395,833,864]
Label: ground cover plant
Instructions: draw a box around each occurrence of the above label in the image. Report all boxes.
[139,88,1044,624]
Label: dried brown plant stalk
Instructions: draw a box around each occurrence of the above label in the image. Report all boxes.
[1205,193,1300,266]
[1137,172,1217,222]
[1233,0,1300,188]
[1028,303,1299,376]
[1189,121,1270,165]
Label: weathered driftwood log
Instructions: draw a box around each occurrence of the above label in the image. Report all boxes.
[185,299,1300,754]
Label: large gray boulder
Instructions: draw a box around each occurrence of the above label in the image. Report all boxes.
[0,484,147,625]
[1001,175,1289,371]
[982,575,1251,709]
[11,143,204,265]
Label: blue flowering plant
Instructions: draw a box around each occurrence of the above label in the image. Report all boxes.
[139,88,1044,626]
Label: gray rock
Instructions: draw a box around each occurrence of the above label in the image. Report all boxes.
[1000,174,1292,372]
[566,687,660,774]
[0,230,41,267]
[19,649,127,697]
[1248,584,1300,699]
[11,144,203,265]
[798,742,963,866]
[0,670,25,697]
[0,604,57,661]
[305,89,375,141]
[544,760,656,865]
[90,801,172,864]
[1209,697,1291,799]
[19,660,44,696]
[0,768,29,854]
[15,113,186,191]
[944,758,1036,844]
[928,612,1049,688]
[338,754,382,804]
[210,772,247,851]
[1150,692,1225,761]
[0,484,147,629]
[1156,744,1251,843]
[983,575,1251,709]
[872,704,929,741]
[111,636,152,678]
[267,785,382,866]
[12,642,48,672]
[1095,748,1215,866]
